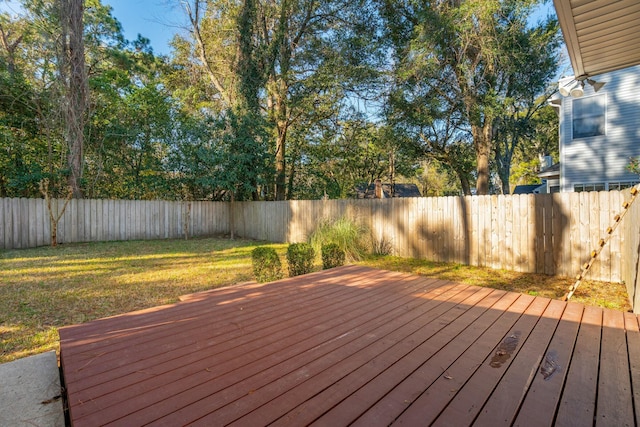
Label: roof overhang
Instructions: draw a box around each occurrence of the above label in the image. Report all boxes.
[553,0,640,79]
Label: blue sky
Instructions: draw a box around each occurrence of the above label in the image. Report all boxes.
[0,0,183,55]
[1,0,562,62]
[102,0,185,56]
[105,1,558,57]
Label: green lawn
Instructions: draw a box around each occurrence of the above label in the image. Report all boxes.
[0,237,631,363]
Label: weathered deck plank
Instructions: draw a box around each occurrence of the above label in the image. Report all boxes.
[596,309,634,426]
[624,312,640,427]
[378,293,535,426]
[429,297,551,426]
[59,266,640,426]
[261,287,499,427]
[307,289,511,426]
[555,305,603,426]
[472,299,566,426]
[512,301,583,427]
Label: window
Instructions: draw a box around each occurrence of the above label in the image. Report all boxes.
[574,183,605,192]
[572,95,606,139]
[608,181,640,191]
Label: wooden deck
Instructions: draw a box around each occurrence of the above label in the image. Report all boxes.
[59,265,640,426]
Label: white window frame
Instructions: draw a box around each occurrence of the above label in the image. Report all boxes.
[574,183,606,192]
[572,94,606,139]
[607,181,640,191]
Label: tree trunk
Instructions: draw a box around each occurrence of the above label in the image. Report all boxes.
[494,139,513,195]
[275,126,287,200]
[286,154,296,200]
[61,0,87,198]
[274,86,288,200]
[456,170,472,196]
[229,191,235,240]
[496,152,512,195]
[473,122,492,195]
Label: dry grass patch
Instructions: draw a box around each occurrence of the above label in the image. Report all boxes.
[356,256,631,312]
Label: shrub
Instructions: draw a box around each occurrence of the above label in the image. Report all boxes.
[251,246,283,283]
[309,217,370,262]
[322,243,345,269]
[286,243,315,277]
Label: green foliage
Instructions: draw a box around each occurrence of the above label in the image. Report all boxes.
[0,0,563,202]
[628,157,640,176]
[288,118,421,199]
[416,159,461,197]
[509,104,559,190]
[321,243,345,269]
[176,0,383,200]
[286,243,315,277]
[251,246,283,283]
[309,217,370,261]
[382,0,560,195]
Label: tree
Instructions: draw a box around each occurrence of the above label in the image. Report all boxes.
[381,0,560,195]
[0,5,65,198]
[285,114,420,199]
[60,0,88,197]
[491,15,560,194]
[176,0,382,200]
[1,0,190,200]
[500,103,559,190]
[385,71,476,195]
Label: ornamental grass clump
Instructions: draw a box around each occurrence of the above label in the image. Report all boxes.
[321,243,345,269]
[286,242,315,277]
[309,217,369,261]
[252,246,283,283]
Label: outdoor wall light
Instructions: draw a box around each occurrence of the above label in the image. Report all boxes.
[559,76,606,97]
[570,81,584,97]
[586,78,606,92]
[559,80,578,97]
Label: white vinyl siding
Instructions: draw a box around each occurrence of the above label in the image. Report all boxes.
[560,65,640,192]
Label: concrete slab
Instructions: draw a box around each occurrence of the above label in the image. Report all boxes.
[0,351,65,427]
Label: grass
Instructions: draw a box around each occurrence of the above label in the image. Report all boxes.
[356,256,632,312]
[0,238,286,364]
[0,238,631,364]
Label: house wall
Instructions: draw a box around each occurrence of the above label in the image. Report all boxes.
[560,65,640,192]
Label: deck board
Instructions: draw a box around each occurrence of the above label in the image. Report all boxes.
[373,293,534,426]
[473,299,566,426]
[512,302,583,427]
[555,305,602,426]
[429,297,552,426]
[310,289,515,426]
[596,309,634,426]
[59,266,640,426]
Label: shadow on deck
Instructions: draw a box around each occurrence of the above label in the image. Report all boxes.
[59,265,640,426]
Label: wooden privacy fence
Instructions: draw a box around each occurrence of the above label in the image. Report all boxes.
[1,191,639,285]
[0,198,229,249]
[621,188,640,309]
[234,191,637,284]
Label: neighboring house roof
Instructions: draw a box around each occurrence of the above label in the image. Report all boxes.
[538,163,560,179]
[356,183,422,199]
[513,184,544,195]
[553,0,640,78]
